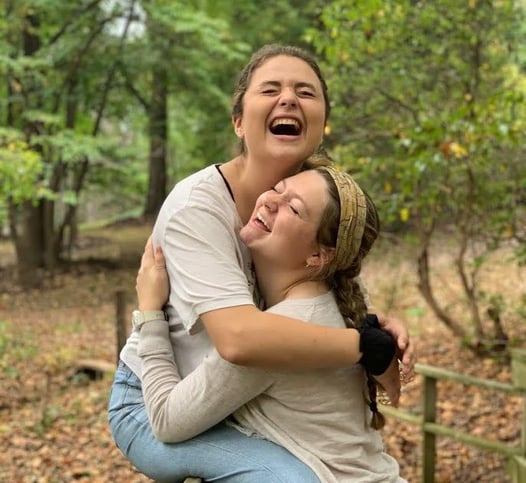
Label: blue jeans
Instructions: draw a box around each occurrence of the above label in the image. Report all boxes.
[108,361,320,483]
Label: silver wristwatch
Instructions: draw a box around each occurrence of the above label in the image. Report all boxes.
[132,310,168,331]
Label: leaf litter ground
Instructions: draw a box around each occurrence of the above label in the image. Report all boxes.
[0,224,523,482]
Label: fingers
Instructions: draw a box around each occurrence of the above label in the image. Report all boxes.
[373,356,401,407]
[144,235,154,260]
[396,334,408,352]
[139,235,155,271]
[400,340,416,378]
[153,244,166,270]
[388,388,400,407]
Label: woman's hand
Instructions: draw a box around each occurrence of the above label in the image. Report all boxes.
[136,235,169,311]
[377,314,416,379]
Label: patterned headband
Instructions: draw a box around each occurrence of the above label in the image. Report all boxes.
[319,166,367,270]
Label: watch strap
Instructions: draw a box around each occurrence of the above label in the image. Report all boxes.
[132,310,168,331]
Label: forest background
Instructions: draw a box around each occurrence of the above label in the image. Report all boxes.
[0,1,525,482]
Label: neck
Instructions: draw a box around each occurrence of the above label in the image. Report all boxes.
[253,255,329,307]
[221,154,303,224]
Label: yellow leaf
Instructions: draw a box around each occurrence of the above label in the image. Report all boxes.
[449,142,468,158]
[400,208,410,222]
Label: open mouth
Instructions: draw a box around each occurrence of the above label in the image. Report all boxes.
[269,118,301,136]
[255,212,271,232]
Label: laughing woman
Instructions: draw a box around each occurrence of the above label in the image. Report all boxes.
[136,164,406,482]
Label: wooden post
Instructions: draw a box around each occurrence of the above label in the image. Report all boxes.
[115,290,128,365]
[511,349,526,458]
[511,349,526,391]
[422,375,437,483]
[508,349,526,482]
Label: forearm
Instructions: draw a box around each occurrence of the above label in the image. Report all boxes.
[201,305,362,370]
[137,321,192,441]
[137,320,271,442]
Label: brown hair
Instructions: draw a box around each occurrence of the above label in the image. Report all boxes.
[314,165,386,430]
[231,44,331,153]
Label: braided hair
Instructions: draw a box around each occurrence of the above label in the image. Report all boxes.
[313,166,386,430]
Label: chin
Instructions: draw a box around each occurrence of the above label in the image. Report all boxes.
[239,229,260,248]
[269,150,308,169]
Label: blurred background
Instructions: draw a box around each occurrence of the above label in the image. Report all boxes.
[0,1,525,481]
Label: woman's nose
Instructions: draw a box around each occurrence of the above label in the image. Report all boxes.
[279,88,297,107]
[263,192,280,212]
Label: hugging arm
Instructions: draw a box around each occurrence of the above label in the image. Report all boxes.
[135,237,273,442]
[137,320,272,443]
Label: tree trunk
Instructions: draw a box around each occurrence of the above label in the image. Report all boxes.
[9,12,57,285]
[417,246,467,339]
[14,201,46,286]
[144,63,168,220]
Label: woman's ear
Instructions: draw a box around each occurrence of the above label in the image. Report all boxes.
[306,246,335,268]
[232,116,244,138]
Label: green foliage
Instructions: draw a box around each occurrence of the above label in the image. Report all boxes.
[0,0,328,253]
[309,0,525,234]
[309,0,526,346]
[0,128,48,206]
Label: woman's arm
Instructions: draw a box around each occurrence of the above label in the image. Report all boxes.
[201,306,362,369]
[136,242,400,442]
[137,319,273,443]
[134,238,275,442]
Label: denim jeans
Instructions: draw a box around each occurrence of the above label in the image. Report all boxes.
[108,361,320,483]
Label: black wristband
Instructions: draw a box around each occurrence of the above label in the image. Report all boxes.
[364,313,381,329]
[358,315,396,375]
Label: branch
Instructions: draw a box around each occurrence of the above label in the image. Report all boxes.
[48,0,103,46]
[52,15,115,113]
[455,229,484,339]
[416,222,467,338]
[92,0,137,136]
[454,165,484,339]
[116,61,150,111]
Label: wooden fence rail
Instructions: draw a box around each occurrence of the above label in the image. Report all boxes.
[381,349,526,482]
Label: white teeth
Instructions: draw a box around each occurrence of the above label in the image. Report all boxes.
[271,118,299,129]
[256,212,270,231]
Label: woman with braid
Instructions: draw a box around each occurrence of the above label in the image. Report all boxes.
[135,161,406,482]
